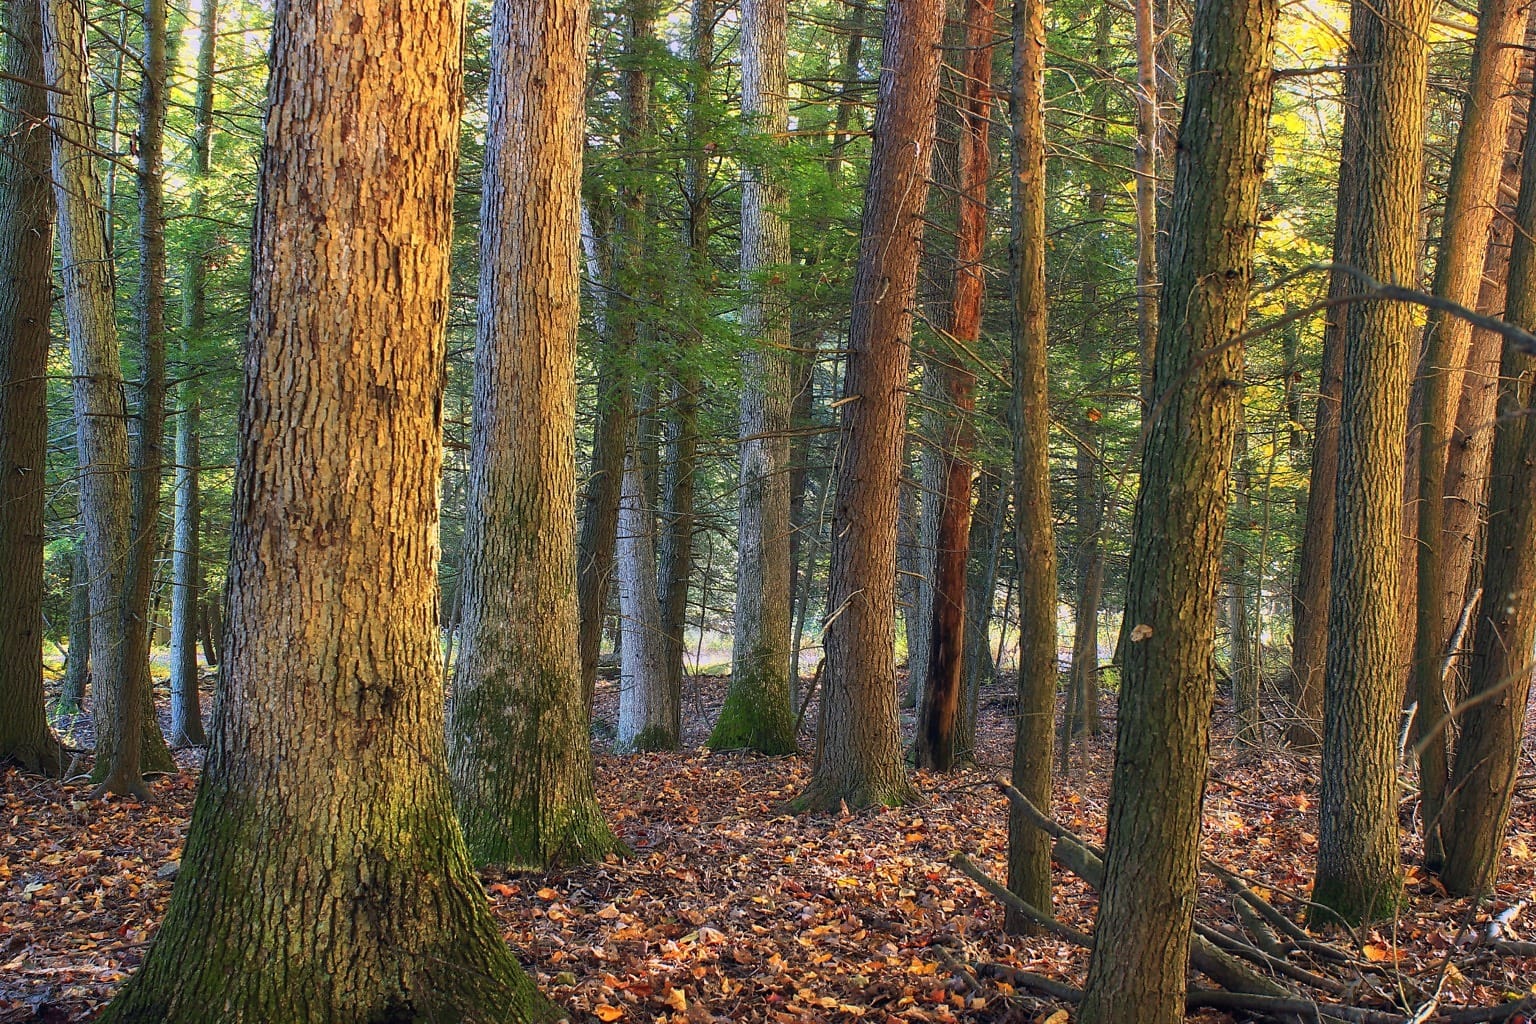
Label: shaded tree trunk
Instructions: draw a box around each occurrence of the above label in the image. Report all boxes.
[169,0,220,750]
[97,0,553,1015]
[1005,0,1059,931]
[1076,0,1277,1018]
[798,0,944,812]
[0,0,63,775]
[659,0,713,728]
[446,0,618,869]
[1409,0,1530,870]
[956,461,1004,762]
[1228,420,1260,746]
[713,0,797,754]
[1288,55,1362,750]
[43,0,145,796]
[578,0,654,713]
[616,434,677,751]
[1439,91,1536,897]
[916,0,994,773]
[1315,0,1428,926]
[61,540,91,712]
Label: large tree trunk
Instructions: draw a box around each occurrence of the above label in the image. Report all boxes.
[916,0,994,773]
[798,0,944,812]
[169,0,220,750]
[1314,0,1428,927]
[1004,0,1058,930]
[446,0,617,869]
[713,0,797,754]
[42,0,146,797]
[97,0,552,1016]
[1288,55,1362,750]
[1076,0,1276,1019]
[1439,96,1536,897]
[1409,0,1530,870]
[0,0,63,776]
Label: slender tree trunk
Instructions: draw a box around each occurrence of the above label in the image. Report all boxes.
[121,0,177,778]
[798,0,944,812]
[1005,0,1060,930]
[61,540,91,711]
[1288,55,1361,749]
[659,0,713,726]
[916,0,994,773]
[1076,0,1277,1018]
[578,1,655,713]
[714,0,797,753]
[1440,101,1536,893]
[97,0,553,1014]
[957,461,1004,762]
[446,0,617,869]
[43,0,146,797]
[1439,40,1536,697]
[1229,419,1260,746]
[1132,0,1160,415]
[169,0,220,750]
[1409,0,1530,870]
[0,0,63,776]
[1315,0,1428,926]
[616,434,677,751]
[200,598,220,668]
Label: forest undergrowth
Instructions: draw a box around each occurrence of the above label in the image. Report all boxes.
[3,670,1533,1024]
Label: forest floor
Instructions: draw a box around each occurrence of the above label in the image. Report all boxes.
[2,669,1534,1023]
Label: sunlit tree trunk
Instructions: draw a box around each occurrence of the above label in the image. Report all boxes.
[446,0,618,869]
[1315,0,1428,926]
[97,0,553,1015]
[1005,0,1058,929]
[714,0,797,753]
[1440,92,1536,897]
[616,433,677,751]
[0,0,63,775]
[1077,0,1276,1018]
[1409,0,1529,869]
[798,0,944,812]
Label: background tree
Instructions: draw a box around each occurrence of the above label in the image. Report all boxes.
[447,0,619,868]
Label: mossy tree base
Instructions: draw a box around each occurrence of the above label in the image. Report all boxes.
[707,660,796,755]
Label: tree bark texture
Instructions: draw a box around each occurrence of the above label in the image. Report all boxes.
[1228,420,1260,746]
[715,0,797,754]
[1409,0,1530,869]
[1315,0,1428,926]
[42,0,147,796]
[1005,0,1058,930]
[917,0,994,774]
[1440,91,1536,896]
[799,0,944,812]
[1076,1,1276,1020]
[61,540,91,711]
[0,0,63,775]
[98,0,554,1017]
[446,0,617,870]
